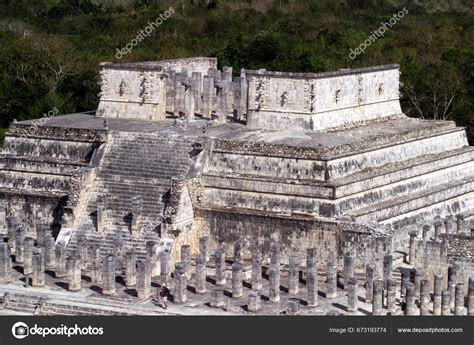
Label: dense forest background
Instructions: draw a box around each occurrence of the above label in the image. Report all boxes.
[0,0,472,143]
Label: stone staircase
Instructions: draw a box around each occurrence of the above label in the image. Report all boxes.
[66,131,204,258]
[2,293,144,315]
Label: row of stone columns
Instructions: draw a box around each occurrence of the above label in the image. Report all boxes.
[2,232,473,316]
[418,215,471,241]
[166,67,243,122]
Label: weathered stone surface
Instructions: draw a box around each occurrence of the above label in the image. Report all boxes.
[1,56,474,316]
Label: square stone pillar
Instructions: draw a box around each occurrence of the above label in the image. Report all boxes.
[0,242,12,284]
[174,262,187,304]
[102,254,116,296]
[55,243,67,279]
[67,251,82,292]
[180,245,191,280]
[137,259,152,299]
[251,251,262,290]
[195,256,206,294]
[43,233,55,270]
[146,241,159,278]
[125,252,137,287]
[90,246,102,284]
[32,248,45,287]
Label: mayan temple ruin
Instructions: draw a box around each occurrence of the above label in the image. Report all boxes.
[0,57,472,315]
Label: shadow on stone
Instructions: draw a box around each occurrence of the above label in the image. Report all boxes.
[55,281,68,290]
[124,288,138,297]
[333,302,348,312]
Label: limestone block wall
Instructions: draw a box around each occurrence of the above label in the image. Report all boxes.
[97,64,166,120]
[206,151,326,181]
[195,207,390,269]
[415,240,449,291]
[327,129,468,179]
[246,65,402,131]
[157,57,217,79]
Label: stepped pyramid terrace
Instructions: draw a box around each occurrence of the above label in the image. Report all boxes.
[0,57,472,315]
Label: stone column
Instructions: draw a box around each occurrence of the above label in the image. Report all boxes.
[270,242,281,268]
[448,266,457,285]
[326,255,337,299]
[31,248,45,287]
[420,279,430,316]
[372,280,384,316]
[269,265,280,302]
[55,243,66,279]
[422,224,431,242]
[181,245,191,280]
[401,269,410,298]
[233,240,243,263]
[35,220,47,246]
[405,282,416,315]
[202,76,215,118]
[160,251,171,286]
[408,231,418,264]
[441,290,451,315]
[383,255,392,287]
[210,289,224,308]
[0,242,11,284]
[251,250,262,290]
[456,214,465,234]
[347,277,358,313]
[307,267,318,307]
[448,281,456,309]
[444,215,454,234]
[288,255,300,295]
[125,252,137,287]
[215,82,229,123]
[343,254,355,291]
[102,255,115,296]
[15,229,25,264]
[67,251,81,292]
[468,277,474,316]
[23,237,34,287]
[137,260,151,299]
[6,217,18,253]
[174,262,187,304]
[195,256,206,294]
[192,72,202,114]
[90,246,102,284]
[182,81,195,121]
[306,248,317,271]
[215,247,226,286]
[433,273,443,315]
[365,263,375,303]
[232,262,243,298]
[387,278,397,313]
[433,220,443,241]
[146,241,159,278]
[43,233,55,270]
[414,268,423,295]
[199,236,209,262]
[247,290,261,312]
[77,235,88,270]
[173,73,184,116]
[454,283,464,316]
